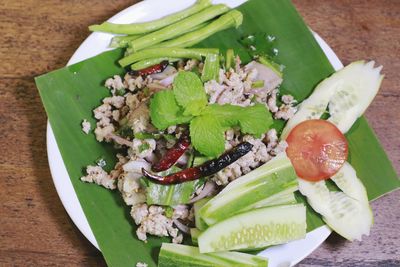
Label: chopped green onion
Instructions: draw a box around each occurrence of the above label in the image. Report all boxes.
[119,48,218,67]
[252,80,265,88]
[201,53,220,82]
[89,0,212,34]
[225,48,235,70]
[129,4,230,52]
[258,56,283,78]
[138,143,150,152]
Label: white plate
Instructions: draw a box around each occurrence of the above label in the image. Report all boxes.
[46,1,343,266]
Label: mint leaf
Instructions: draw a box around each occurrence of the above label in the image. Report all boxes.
[203,103,273,137]
[150,90,192,130]
[190,114,225,157]
[173,71,208,116]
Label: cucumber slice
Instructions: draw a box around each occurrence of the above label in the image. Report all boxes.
[158,243,268,267]
[245,187,297,211]
[194,197,211,231]
[200,153,298,225]
[198,204,306,253]
[282,60,383,137]
[298,163,373,241]
[190,228,201,245]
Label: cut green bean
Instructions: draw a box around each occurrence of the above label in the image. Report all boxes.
[110,35,141,48]
[225,48,235,70]
[119,48,219,67]
[129,4,230,52]
[201,53,220,82]
[131,57,181,71]
[124,22,210,55]
[89,0,211,34]
[153,10,243,49]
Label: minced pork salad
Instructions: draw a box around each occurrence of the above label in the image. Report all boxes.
[76,1,382,264]
[80,55,296,243]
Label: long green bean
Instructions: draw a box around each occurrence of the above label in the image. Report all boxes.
[89,0,211,34]
[129,4,230,52]
[124,22,210,54]
[119,48,219,67]
[131,57,181,71]
[110,35,141,48]
[153,10,243,49]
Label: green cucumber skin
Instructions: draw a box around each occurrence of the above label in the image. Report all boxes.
[198,204,306,253]
[158,243,268,267]
[200,155,298,225]
[194,198,211,230]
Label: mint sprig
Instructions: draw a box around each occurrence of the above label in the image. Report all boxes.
[149,71,273,157]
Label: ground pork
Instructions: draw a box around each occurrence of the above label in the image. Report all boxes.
[81,119,91,134]
[80,165,116,189]
[131,204,181,243]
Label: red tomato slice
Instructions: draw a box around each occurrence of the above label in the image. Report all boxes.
[285,119,348,181]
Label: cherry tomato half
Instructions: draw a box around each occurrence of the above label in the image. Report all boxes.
[286,119,348,181]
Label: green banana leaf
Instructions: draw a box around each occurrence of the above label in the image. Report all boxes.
[35,0,399,266]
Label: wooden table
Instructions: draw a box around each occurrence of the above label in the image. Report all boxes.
[0,0,399,266]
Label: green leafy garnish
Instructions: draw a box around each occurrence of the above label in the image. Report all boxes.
[149,71,273,157]
[138,143,150,152]
[190,114,225,158]
[173,71,208,116]
[149,90,192,130]
[203,103,273,137]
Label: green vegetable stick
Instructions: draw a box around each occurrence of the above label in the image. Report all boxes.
[109,35,141,48]
[201,53,220,82]
[131,57,181,70]
[125,22,210,55]
[89,0,211,34]
[129,4,230,52]
[119,48,218,67]
[153,10,243,49]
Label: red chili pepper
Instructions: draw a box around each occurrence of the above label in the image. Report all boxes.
[152,134,191,172]
[131,60,169,77]
[142,142,253,185]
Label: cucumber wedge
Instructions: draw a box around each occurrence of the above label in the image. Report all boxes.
[298,163,373,241]
[282,60,383,137]
[198,204,306,253]
[158,243,268,267]
[199,153,298,226]
[190,228,201,245]
[194,197,211,231]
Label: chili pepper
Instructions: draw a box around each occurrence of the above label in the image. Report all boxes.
[130,60,169,77]
[142,142,253,185]
[152,134,191,172]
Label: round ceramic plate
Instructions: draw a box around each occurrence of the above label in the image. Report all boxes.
[46,1,343,266]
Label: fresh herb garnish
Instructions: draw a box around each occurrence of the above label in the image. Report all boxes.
[149,71,273,157]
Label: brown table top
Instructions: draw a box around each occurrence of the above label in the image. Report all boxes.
[0,0,399,266]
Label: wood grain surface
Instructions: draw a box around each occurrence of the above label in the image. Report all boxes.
[0,0,399,266]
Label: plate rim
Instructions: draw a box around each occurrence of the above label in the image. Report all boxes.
[46,0,343,265]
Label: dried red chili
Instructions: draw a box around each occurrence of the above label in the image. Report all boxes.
[152,134,191,172]
[142,142,253,185]
[130,60,169,77]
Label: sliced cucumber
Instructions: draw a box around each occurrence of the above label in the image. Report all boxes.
[298,163,373,241]
[198,204,306,253]
[194,197,211,231]
[199,153,298,225]
[245,187,297,211]
[190,228,201,245]
[158,243,268,267]
[281,60,383,137]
